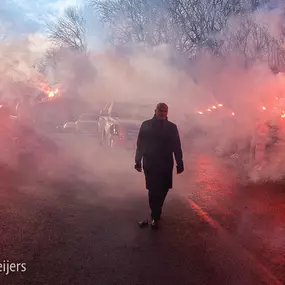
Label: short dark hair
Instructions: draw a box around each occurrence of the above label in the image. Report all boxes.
[156,103,168,110]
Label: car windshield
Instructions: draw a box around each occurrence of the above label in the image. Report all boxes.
[111,103,153,120]
[79,114,98,121]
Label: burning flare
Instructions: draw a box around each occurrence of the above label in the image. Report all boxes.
[44,88,59,98]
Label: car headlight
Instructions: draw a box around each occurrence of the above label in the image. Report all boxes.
[110,124,119,135]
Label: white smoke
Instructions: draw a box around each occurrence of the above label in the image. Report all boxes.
[2,0,285,190]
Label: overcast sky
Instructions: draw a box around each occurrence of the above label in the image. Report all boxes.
[0,0,85,34]
[0,0,107,50]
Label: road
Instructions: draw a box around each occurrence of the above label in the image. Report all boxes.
[0,133,284,285]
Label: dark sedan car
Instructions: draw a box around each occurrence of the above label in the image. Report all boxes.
[75,113,99,134]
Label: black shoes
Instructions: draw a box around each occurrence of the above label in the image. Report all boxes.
[138,219,159,229]
[138,219,148,228]
[151,219,158,229]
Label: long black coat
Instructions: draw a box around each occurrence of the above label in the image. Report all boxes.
[135,116,183,190]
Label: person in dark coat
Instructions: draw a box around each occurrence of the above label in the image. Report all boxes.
[135,103,184,229]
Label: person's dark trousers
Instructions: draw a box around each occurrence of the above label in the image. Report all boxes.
[148,188,169,221]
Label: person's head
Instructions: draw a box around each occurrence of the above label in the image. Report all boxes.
[155,103,168,120]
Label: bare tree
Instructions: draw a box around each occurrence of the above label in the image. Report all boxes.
[91,0,279,66]
[90,0,269,55]
[47,6,87,52]
[91,0,177,46]
[217,16,281,68]
[35,46,66,75]
[35,57,47,74]
[168,0,270,56]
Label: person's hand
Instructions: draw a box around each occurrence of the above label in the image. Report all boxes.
[176,165,184,174]
[134,163,142,172]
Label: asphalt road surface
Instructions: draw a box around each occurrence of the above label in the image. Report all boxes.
[0,133,284,285]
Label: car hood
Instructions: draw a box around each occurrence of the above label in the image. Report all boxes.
[111,118,143,127]
[76,120,97,123]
